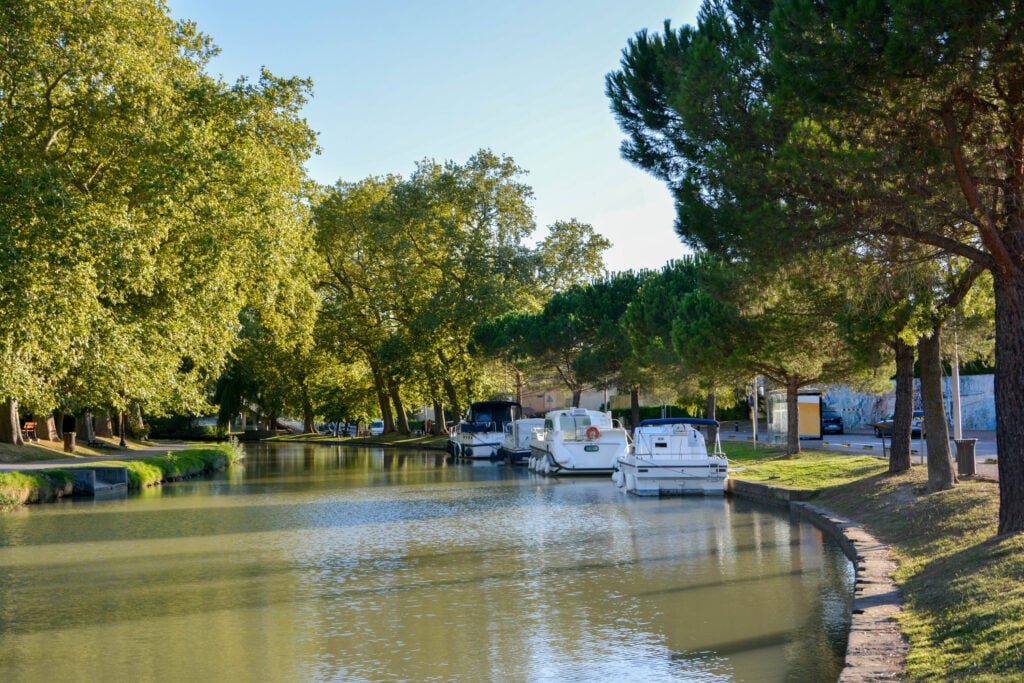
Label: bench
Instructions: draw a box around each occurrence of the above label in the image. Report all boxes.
[21,421,38,442]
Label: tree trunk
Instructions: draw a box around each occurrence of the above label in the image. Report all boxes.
[630,387,640,434]
[369,358,395,433]
[131,404,145,439]
[785,380,801,456]
[437,349,462,426]
[34,413,58,441]
[993,271,1024,534]
[514,367,524,406]
[571,388,582,408]
[95,413,114,438]
[889,337,915,473]
[0,398,23,445]
[79,413,96,444]
[301,384,316,434]
[919,329,956,491]
[432,399,446,435]
[706,391,719,443]
[389,381,410,434]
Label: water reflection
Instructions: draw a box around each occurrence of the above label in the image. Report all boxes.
[0,443,852,682]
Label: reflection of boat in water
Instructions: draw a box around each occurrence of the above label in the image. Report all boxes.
[528,408,628,474]
[499,418,544,464]
[612,418,728,495]
[448,401,521,459]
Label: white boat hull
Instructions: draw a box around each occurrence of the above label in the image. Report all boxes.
[614,417,729,495]
[450,431,502,459]
[528,441,626,474]
[528,408,629,475]
[614,457,728,495]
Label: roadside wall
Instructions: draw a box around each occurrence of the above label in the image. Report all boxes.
[823,374,995,431]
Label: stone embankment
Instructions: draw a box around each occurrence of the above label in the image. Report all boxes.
[727,479,908,682]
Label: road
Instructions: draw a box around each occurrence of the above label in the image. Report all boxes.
[721,425,996,456]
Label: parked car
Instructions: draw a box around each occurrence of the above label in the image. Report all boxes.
[873,410,924,438]
[821,410,844,435]
[369,419,385,436]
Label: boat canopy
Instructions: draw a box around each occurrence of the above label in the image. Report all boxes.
[461,401,522,432]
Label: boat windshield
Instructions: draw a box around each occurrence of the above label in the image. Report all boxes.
[557,414,593,440]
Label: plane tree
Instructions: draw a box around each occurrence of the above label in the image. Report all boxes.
[0,0,317,441]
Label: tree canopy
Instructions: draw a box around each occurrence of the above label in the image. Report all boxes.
[607,0,1021,531]
[0,0,318,437]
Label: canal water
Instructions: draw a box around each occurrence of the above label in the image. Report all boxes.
[0,443,853,682]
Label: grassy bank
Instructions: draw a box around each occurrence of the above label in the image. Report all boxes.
[726,442,1020,681]
[0,470,75,510]
[0,440,245,511]
[99,441,245,489]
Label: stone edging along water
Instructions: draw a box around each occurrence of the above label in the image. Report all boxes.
[727,479,909,682]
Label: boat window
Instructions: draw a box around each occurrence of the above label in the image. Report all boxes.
[474,413,492,424]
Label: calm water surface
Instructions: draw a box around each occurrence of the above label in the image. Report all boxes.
[0,443,853,682]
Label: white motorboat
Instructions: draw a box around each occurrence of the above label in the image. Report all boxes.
[448,400,521,459]
[528,408,629,474]
[499,418,544,464]
[612,418,729,495]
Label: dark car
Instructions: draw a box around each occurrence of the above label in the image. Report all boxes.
[873,410,924,438]
[821,410,844,435]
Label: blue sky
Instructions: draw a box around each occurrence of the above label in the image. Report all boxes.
[165,0,702,272]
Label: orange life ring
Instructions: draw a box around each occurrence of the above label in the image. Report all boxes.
[585,426,600,441]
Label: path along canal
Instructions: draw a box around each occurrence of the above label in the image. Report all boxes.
[0,442,853,682]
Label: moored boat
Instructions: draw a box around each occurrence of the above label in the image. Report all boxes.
[612,417,728,495]
[448,400,521,459]
[499,418,544,464]
[528,408,629,474]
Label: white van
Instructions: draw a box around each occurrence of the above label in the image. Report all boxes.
[369,419,385,436]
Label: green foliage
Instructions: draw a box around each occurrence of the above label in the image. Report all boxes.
[1,0,317,422]
[147,415,223,439]
[314,150,613,423]
[533,219,612,296]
